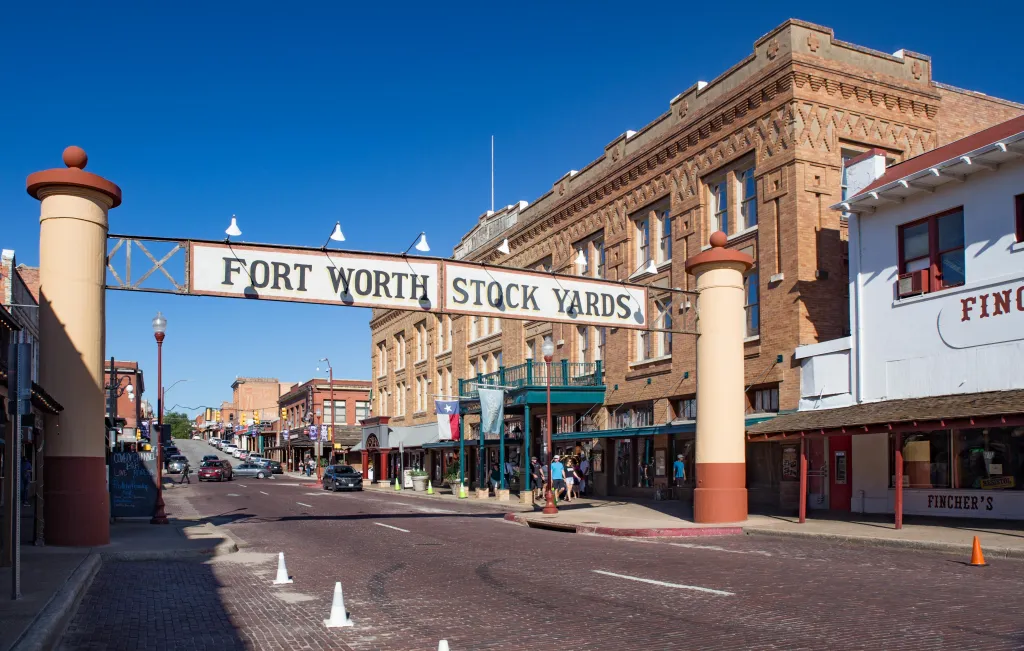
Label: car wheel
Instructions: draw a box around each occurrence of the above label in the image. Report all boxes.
[323,481,329,491]
[257,471,267,479]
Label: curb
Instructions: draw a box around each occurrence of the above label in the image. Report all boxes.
[743,527,1024,559]
[99,536,239,561]
[504,513,743,537]
[10,553,101,651]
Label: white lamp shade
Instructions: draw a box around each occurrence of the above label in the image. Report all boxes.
[541,335,555,359]
[644,259,658,275]
[330,222,346,242]
[126,384,134,394]
[152,311,167,334]
[574,249,587,267]
[414,233,430,252]
[225,215,242,237]
[497,238,510,255]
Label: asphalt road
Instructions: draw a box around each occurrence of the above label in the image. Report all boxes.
[61,439,1024,650]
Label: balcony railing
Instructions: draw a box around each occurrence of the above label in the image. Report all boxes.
[459,360,603,398]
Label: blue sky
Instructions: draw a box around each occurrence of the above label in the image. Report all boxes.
[3,1,1022,416]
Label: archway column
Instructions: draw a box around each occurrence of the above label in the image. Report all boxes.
[26,147,122,546]
[684,231,753,524]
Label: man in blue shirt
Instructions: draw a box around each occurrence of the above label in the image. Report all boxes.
[673,454,686,486]
[549,455,566,500]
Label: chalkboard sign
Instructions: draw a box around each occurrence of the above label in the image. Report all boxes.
[109,451,158,518]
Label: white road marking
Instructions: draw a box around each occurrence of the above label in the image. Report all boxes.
[260,491,269,495]
[227,493,241,497]
[374,522,410,533]
[666,542,772,557]
[591,570,733,596]
[296,502,313,508]
[238,484,248,488]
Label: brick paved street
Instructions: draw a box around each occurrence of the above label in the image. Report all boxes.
[62,451,1024,650]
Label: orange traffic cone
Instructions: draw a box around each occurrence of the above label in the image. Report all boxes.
[969,535,988,567]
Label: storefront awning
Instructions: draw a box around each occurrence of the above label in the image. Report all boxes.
[746,389,1024,440]
[552,415,777,442]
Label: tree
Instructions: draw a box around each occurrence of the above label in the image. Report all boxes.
[164,411,193,439]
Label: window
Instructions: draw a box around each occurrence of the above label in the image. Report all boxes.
[470,316,481,341]
[324,400,346,425]
[739,167,757,229]
[534,256,552,273]
[394,333,406,369]
[356,401,370,422]
[577,326,589,362]
[378,386,389,416]
[953,427,1024,491]
[444,316,452,351]
[677,397,697,420]
[525,337,535,360]
[637,217,651,264]
[1016,194,1024,243]
[376,342,388,376]
[893,431,952,488]
[496,351,503,369]
[660,213,673,261]
[596,327,606,361]
[751,387,779,413]
[657,298,672,355]
[711,180,729,235]
[415,321,427,361]
[615,403,654,428]
[470,357,479,376]
[744,272,760,337]
[596,239,606,278]
[444,365,453,398]
[395,382,406,416]
[415,375,427,412]
[492,317,502,334]
[898,208,965,292]
[638,330,652,362]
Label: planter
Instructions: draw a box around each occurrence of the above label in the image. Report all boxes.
[412,475,428,492]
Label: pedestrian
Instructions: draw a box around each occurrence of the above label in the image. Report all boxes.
[564,461,579,502]
[180,459,191,484]
[673,454,687,487]
[549,455,566,501]
[21,457,31,505]
[579,454,590,495]
[530,457,542,499]
[489,463,501,494]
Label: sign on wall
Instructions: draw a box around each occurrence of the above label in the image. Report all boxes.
[443,261,648,329]
[190,242,441,312]
[937,276,1024,349]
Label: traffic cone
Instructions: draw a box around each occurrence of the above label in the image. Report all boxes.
[459,482,468,499]
[323,581,353,628]
[272,552,293,584]
[426,480,434,495]
[394,477,401,491]
[969,535,988,567]
[438,641,450,651]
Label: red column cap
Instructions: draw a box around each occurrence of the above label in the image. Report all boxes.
[684,231,753,273]
[26,146,122,207]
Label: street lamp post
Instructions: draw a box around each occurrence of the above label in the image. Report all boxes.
[151,312,169,525]
[318,357,334,480]
[541,336,558,515]
[106,357,134,450]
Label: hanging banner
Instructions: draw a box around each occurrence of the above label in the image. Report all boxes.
[478,388,505,436]
[443,261,647,329]
[190,242,441,312]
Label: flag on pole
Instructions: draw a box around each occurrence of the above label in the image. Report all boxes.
[435,400,460,440]
[478,388,505,436]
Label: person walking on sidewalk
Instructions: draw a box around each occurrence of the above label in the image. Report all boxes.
[180,459,191,484]
[564,461,579,502]
[530,457,542,500]
[550,455,566,501]
[488,463,501,495]
[579,454,590,496]
[673,454,687,487]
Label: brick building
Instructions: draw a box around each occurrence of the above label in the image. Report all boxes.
[269,378,372,471]
[368,20,1024,502]
[103,360,145,430]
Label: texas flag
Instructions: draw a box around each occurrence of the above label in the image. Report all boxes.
[435,399,460,441]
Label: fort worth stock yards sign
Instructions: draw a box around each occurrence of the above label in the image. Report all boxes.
[189,242,648,328]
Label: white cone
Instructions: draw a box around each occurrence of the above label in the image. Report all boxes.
[273,552,293,584]
[438,641,450,651]
[323,581,353,628]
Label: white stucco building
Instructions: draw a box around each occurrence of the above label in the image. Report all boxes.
[750,115,1024,520]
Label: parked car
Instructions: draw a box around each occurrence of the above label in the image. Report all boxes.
[164,446,180,458]
[213,440,224,449]
[255,459,283,474]
[232,448,243,459]
[247,454,264,465]
[192,434,202,440]
[238,450,249,460]
[322,465,363,492]
[167,455,189,474]
[202,454,219,462]
[198,460,232,482]
[233,463,271,479]
[223,445,237,455]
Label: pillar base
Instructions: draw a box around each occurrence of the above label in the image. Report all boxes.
[496,489,510,502]
[475,488,490,499]
[44,456,109,546]
[693,462,747,524]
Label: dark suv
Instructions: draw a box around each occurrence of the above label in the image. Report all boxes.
[322,465,362,492]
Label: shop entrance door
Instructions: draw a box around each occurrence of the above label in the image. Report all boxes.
[807,438,829,510]
[829,435,852,511]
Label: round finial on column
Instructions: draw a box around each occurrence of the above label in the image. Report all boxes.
[62,146,88,169]
[709,231,727,248]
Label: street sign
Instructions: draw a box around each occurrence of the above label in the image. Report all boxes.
[320,424,328,440]
[308,424,317,440]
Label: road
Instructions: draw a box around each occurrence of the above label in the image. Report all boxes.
[61,439,1024,650]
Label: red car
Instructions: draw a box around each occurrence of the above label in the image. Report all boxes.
[198,460,233,482]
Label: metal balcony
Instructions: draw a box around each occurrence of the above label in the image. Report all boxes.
[458,360,603,399]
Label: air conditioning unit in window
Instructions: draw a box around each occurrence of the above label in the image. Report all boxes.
[897,270,929,298]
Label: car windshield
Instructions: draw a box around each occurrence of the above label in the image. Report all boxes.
[171,456,187,461]
[200,461,220,467]
[332,465,356,474]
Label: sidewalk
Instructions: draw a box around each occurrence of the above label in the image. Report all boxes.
[0,480,239,651]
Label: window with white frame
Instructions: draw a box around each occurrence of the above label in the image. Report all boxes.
[739,167,757,229]
[356,401,370,422]
[524,337,535,360]
[534,256,552,273]
[596,327,606,361]
[660,214,673,261]
[324,400,346,425]
[415,321,427,362]
[496,351,503,368]
[394,332,406,370]
[615,403,655,428]
[577,326,589,362]
[711,179,729,236]
[677,396,697,420]
[395,381,406,416]
[636,216,651,265]
[657,298,672,356]
[444,365,453,398]
[596,239,606,278]
[377,341,388,376]
[415,375,427,412]
[470,357,479,377]
[637,329,653,362]
[744,271,760,337]
[378,386,388,415]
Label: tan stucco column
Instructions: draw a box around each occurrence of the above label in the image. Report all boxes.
[27,147,122,546]
[685,231,753,523]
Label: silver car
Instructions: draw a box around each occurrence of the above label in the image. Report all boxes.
[167,455,189,474]
[232,463,272,479]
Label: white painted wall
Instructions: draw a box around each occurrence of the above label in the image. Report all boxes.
[854,158,1024,402]
[795,337,853,410]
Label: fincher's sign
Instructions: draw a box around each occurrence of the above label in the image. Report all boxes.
[188,241,649,329]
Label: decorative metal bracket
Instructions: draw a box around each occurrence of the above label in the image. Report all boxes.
[105,235,190,294]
